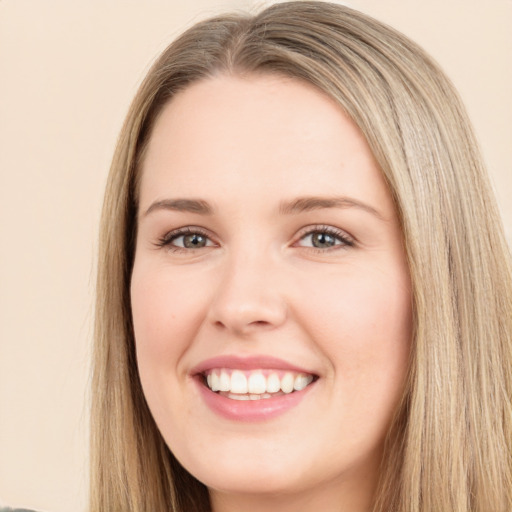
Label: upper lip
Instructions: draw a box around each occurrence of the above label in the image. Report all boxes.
[191,355,317,376]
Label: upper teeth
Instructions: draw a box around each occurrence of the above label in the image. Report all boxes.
[205,369,314,394]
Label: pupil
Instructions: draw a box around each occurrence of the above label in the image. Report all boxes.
[313,232,335,248]
[184,234,206,248]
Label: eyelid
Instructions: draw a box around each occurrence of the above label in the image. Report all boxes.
[153,224,355,253]
[293,224,355,250]
[155,226,217,251]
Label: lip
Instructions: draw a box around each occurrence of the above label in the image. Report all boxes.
[191,355,317,422]
[191,354,315,375]
[194,378,315,422]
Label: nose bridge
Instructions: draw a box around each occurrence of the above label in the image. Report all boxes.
[208,242,287,334]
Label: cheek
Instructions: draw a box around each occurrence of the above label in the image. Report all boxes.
[130,266,210,433]
[299,262,412,395]
[130,267,207,373]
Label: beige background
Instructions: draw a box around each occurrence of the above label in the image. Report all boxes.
[0,1,510,511]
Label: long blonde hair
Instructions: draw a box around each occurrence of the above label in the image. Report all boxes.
[91,2,512,511]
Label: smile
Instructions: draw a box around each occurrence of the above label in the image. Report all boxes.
[204,368,315,400]
[192,355,318,421]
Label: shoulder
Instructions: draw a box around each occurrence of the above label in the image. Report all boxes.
[0,508,40,512]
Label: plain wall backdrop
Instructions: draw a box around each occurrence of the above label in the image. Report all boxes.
[0,1,510,511]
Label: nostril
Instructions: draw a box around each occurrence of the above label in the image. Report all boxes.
[207,290,288,334]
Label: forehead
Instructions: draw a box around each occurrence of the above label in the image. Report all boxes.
[139,74,394,215]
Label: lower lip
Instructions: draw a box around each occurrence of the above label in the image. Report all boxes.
[195,378,315,422]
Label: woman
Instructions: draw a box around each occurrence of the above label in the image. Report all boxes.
[91,2,512,511]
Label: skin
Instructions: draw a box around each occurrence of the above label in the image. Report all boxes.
[131,74,412,512]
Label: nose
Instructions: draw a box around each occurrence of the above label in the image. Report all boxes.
[207,251,287,336]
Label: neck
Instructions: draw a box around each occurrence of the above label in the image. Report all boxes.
[209,471,377,512]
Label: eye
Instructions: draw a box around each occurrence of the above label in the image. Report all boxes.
[156,227,215,251]
[174,233,210,248]
[296,226,354,250]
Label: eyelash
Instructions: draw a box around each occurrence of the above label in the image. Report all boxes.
[155,227,213,252]
[295,225,355,252]
[155,225,355,253]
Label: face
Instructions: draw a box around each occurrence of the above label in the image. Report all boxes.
[131,75,412,509]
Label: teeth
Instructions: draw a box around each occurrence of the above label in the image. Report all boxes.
[294,374,313,391]
[205,368,315,396]
[219,371,230,392]
[209,372,219,391]
[281,372,294,394]
[266,373,281,393]
[248,372,267,394]
[230,370,248,394]
[228,393,250,401]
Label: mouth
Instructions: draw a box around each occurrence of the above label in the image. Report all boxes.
[192,355,319,420]
[201,368,317,401]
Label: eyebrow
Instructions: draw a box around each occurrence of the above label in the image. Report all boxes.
[142,195,385,220]
[143,198,213,217]
[278,196,385,220]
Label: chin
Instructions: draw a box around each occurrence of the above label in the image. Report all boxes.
[181,450,311,495]
[200,471,306,497]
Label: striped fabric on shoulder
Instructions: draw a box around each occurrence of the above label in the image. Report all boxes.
[0,508,40,512]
